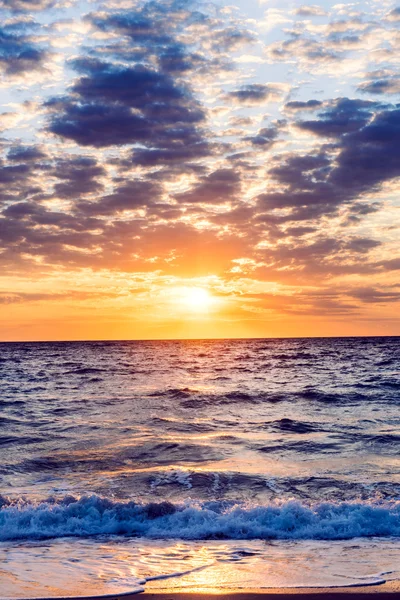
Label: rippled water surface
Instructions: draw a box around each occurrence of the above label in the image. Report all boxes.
[1,337,399,596]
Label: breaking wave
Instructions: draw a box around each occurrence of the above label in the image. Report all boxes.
[1,495,400,542]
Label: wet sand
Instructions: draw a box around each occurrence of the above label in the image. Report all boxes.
[142,582,400,599]
[6,582,400,600]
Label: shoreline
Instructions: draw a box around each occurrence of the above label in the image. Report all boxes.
[3,582,400,600]
[142,586,400,599]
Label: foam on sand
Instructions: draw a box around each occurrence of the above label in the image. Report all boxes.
[1,537,400,599]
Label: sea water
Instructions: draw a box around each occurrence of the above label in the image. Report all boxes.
[0,337,399,596]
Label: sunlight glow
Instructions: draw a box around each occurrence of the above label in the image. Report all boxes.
[180,287,214,312]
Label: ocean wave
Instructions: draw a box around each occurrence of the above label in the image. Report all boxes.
[269,418,321,434]
[65,367,108,375]
[144,386,385,407]
[1,495,400,542]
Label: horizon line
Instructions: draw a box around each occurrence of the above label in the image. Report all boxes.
[0,334,399,344]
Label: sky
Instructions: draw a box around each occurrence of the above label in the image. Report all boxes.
[0,0,399,340]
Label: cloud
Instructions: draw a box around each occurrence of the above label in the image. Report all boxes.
[7,145,47,162]
[129,143,211,168]
[285,226,317,237]
[226,83,282,105]
[87,9,174,47]
[266,10,387,76]
[358,71,400,95]
[268,33,341,68]
[0,158,42,206]
[350,287,400,303]
[0,0,398,318]
[257,152,335,216]
[294,5,327,17]
[174,169,241,205]
[250,234,385,283]
[243,125,279,147]
[52,156,105,199]
[45,1,233,156]
[46,58,206,150]
[255,101,400,226]
[86,2,249,75]
[330,106,400,191]
[0,20,48,77]
[295,98,379,138]
[76,180,162,215]
[284,99,323,112]
[0,290,120,304]
[386,7,400,22]
[0,0,54,12]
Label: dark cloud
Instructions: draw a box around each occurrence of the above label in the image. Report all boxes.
[345,238,381,253]
[76,180,162,215]
[174,169,241,205]
[46,58,207,154]
[350,287,400,303]
[86,2,244,75]
[0,154,111,228]
[344,201,381,224]
[377,258,400,272]
[88,10,173,47]
[70,58,184,105]
[210,26,255,52]
[244,126,279,147]
[2,201,103,232]
[358,72,400,95]
[295,98,379,138]
[285,99,323,111]
[348,202,381,216]
[0,156,44,205]
[255,102,400,226]
[158,45,205,73]
[130,143,211,167]
[7,145,47,162]
[330,107,400,191]
[257,152,335,216]
[52,156,105,199]
[285,226,317,237]
[226,84,281,105]
[0,21,47,76]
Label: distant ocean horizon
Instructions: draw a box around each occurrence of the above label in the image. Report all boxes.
[1,334,399,343]
[1,336,400,596]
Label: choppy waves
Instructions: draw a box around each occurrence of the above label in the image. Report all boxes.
[1,337,400,507]
[1,495,400,542]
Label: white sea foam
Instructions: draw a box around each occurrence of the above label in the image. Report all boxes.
[1,495,400,542]
[150,469,193,490]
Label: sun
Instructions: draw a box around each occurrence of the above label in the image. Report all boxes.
[180,287,214,312]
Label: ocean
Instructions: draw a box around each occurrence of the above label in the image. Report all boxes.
[1,337,399,597]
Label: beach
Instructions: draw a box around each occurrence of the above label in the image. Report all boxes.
[3,586,400,600]
[144,586,400,597]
